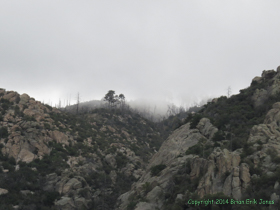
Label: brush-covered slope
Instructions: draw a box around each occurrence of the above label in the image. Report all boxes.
[0,88,163,209]
[117,67,280,210]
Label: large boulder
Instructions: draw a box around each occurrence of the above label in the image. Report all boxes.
[252,88,268,107]
[50,130,69,145]
[3,91,19,102]
[239,163,250,190]
[0,188,8,195]
[62,178,82,194]
[55,197,76,210]
[19,93,30,105]
[105,154,117,168]
[252,76,262,84]
[262,70,276,80]
[197,118,218,140]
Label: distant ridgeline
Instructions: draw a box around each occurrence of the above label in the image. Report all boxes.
[63,90,203,123]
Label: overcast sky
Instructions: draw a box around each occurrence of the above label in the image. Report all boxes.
[1,1,280,107]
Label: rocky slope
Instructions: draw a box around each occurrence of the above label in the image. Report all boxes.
[0,88,164,209]
[117,67,280,210]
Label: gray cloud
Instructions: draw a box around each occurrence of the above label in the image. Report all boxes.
[1,1,280,107]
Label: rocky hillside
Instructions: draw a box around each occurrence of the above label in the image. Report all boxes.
[2,67,280,210]
[0,89,164,209]
[117,67,280,210]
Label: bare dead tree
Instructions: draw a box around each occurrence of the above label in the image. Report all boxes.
[227,86,232,98]
[76,92,80,114]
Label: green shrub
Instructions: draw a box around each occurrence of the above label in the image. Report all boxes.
[44,123,51,130]
[150,164,166,176]
[23,115,36,121]
[127,201,137,210]
[190,114,202,129]
[116,152,129,168]
[2,162,14,172]
[0,127,9,138]
[212,130,224,141]
[185,144,202,156]
[142,182,153,194]
[42,191,60,206]
[44,104,53,111]
[267,148,280,164]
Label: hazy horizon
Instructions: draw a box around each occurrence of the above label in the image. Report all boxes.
[1,1,280,108]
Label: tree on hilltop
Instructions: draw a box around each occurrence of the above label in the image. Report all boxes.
[104,90,118,108]
[103,90,126,109]
[119,93,125,109]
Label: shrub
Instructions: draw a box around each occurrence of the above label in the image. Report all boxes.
[44,123,51,130]
[0,99,10,110]
[42,191,60,206]
[115,152,129,168]
[190,114,202,129]
[23,115,36,121]
[150,164,166,176]
[142,182,153,194]
[127,201,137,210]
[0,127,9,138]
[212,130,224,141]
[185,144,202,156]
[44,104,53,111]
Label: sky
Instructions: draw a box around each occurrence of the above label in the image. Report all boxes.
[1,1,280,108]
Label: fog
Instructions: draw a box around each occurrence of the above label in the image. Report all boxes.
[1,1,280,109]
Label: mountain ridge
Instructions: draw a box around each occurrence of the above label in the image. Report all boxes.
[1,67,280,209]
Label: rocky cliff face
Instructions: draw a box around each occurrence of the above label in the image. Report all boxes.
[116,119,214,209]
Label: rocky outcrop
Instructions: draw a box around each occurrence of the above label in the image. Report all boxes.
[3,91,20,103]
[50,130,69,146]
[194,148,250,200]
[262,69,277,80]
[55,197,76,210]
[117,119,221,209]
[196,118,218,139]
[105,154,117,168]
[252,76,262,84]
[43,173,92,209]
[117,122,202,209]
[251,69,280,107]
[0,188,8,195]
[248,102,280,154]
[19,93,30,105]
[252,88,268,107]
